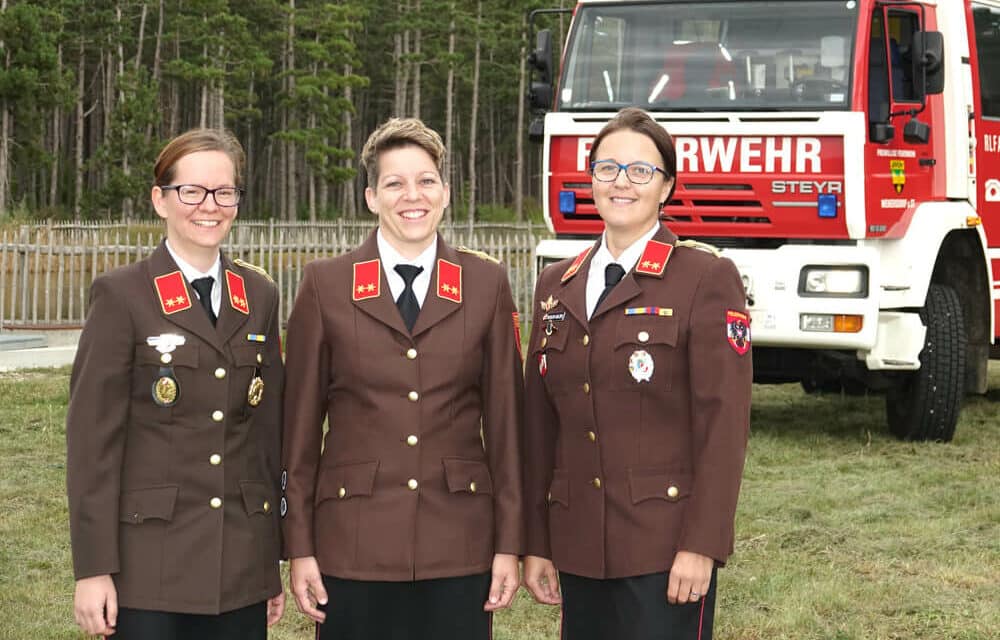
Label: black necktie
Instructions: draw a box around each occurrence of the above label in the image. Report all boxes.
[190,277,217,326]
[595,263,626,311]
[394,264,424,332]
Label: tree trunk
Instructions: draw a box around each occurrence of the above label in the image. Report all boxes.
[515,12,527,220]
[116,1,133,220]
[169,19,180,134]
[199,39,208,128]
[489,103,497,206]
[342,63,356,218]
[412,0,421,118]
[49,44,63,208]
[466,0,482,228]
[147,0,164,143]
[135,1,148,71]
[444,6,455,220]
[74,35,85,219]
[285,0,297,220]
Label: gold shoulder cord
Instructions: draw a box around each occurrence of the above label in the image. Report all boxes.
[234,258,275,283]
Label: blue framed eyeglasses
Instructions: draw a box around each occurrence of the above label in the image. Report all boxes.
[590,160,669,185]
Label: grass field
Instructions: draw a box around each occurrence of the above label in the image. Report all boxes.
[1,366,997,639]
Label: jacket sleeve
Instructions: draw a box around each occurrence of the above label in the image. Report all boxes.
[280,263,330,559]
[66,275,134,580]
[521,269,561,559]
[481,264,525,556]
[678,256,752,564]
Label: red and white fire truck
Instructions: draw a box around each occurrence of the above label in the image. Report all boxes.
[527,0,1000,441]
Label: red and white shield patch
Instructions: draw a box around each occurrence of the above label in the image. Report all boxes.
[538,353,548,377]
[726,310,751,355]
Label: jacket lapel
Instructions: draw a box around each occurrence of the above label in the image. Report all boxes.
[350,230,411,336]
[593,225,679,319]
[146,241,226,354]
[411,237,462,337]
[215,253,251,345]
[557,239,600,329]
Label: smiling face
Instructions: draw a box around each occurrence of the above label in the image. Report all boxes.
[591,129,674,255]
[365,144,450,260]
[151,150,238,271]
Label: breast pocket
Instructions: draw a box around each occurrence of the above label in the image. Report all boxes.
[612,315,679,391]
[132,344,199,421]
[530,327,576,395]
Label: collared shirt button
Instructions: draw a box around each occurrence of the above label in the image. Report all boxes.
[582,334,590,346]
[638,330,650,343]
[211,410,224,422]
[209,454,222,466]
[406,348,418,360]
[469,481,477,493]
[592,477,602,489]
[406,435,419,446]
[408,391,419,402]
[586,430,597,442]
[667,485,680,499]
[214,367,226,379]
[160,353,173,365]
[583,382,591,394]
[407,478,419,491]
[209,497,222,509]
[338,487,347,499]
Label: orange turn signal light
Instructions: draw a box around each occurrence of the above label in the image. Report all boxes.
[834,315,863,333]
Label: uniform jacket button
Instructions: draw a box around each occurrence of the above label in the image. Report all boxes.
[214,367,226,379]
[160,353,173,364]
[212,410,224,422]
[406,435,419,446]
[583,382,591,394]
[338,487,347,499]
[469,481,477,493]
[667,485,680,499]
[209,454,222,466]
[209,497,222,509]
[406,348,418,360]
[582,334,590,346]
[637,330,650,343]
[592,477,602,489]
[263,501,271,513]
[408,391,419,402]
[586,430,597,442]
[407,478,419,490]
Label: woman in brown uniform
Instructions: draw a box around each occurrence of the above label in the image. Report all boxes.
[522,107,752,640]
[67,129,285,639]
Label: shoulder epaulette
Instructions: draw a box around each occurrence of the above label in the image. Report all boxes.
[234,258,275,283]
[676,239,721,257]
[456,246,501,264]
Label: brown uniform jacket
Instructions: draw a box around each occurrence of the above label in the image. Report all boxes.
[523,225,751,579]
[281,231,524,581]
[66,241,284,615]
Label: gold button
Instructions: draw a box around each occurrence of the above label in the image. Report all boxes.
[408,391,419,402]
[263,501,271,513]
[211,410,224,422]
[541,337,548,348]
[209,454,222,466]
[209,497,222,509]
[406,348,418,360]
[592,477,602,489]
[587,430,597,442]
[469,481,477,493]
[338,487,347,499]
[667,485,680,499]
[214,367,226,379]
[406,435,419,446]
[583,382,591,394]
[256,353,263,364]
[582,335,590,346]
[638,331,650,343]
[546,491,553,502]
[407,478,419,490]
[160,353,173,364]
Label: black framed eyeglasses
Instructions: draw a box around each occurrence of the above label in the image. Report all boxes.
[590,160,669,185]
[160,184,244,207]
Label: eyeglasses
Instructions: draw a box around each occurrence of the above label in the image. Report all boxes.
[590,160,669,185]
[160,184,244,207]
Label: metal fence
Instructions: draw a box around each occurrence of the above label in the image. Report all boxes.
[0,220,548,330]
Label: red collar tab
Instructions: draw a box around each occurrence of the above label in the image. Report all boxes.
[635,240,673,277]
[154,271,193,315]
[353,259,381,301]
[226,269,250,315]
[437,259,462,303]
[561,246,594,283]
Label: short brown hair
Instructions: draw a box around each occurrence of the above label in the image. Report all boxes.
[154,129,245,187]
[361,118,446,187]
[589,107,677,201]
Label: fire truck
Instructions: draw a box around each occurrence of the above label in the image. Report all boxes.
[526,0,1000,441]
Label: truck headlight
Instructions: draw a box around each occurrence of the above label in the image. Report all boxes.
[799,266,868,297]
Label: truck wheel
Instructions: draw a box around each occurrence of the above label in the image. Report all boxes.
[885,284,965,441]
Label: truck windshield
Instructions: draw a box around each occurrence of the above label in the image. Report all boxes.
[559,1,859,111]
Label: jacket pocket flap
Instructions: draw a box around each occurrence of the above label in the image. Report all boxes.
[315,460,379,504]
[119,485,179,523]
[232,345,268,367]
[628,467,691,504]
[530,325,569,355]
[240,481,276,516]
[135,344,199,368]
[614,316,678,349]
[442,458,494,495]
[546,472,569,507]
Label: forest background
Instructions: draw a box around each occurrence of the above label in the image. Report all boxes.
[0,0,572,223]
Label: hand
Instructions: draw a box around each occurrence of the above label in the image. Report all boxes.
[289,556,328,623]
[522,555,562,605]
[74,574,118,636]
[484,553,519,611]
[667,551,713,605]
[266,591,285,627]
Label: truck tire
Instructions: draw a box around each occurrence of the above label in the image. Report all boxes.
[885,284,965,441]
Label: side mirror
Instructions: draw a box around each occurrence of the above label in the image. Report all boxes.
[912,31,944,95]
[529,29,554,84]
[529,81,553,110]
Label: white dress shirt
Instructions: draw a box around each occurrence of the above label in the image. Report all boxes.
[165,240,222,316]
[377,229,437,307]
[585,222,661,319]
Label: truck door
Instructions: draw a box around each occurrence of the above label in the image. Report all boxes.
[865,5,937,237]
[970,4,1000,248]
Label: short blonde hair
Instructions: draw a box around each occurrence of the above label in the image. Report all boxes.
[154,129,245,187]
[361,118,446,187]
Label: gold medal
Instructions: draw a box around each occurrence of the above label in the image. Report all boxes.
[247,376,264,407]
[152,376,179,406]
